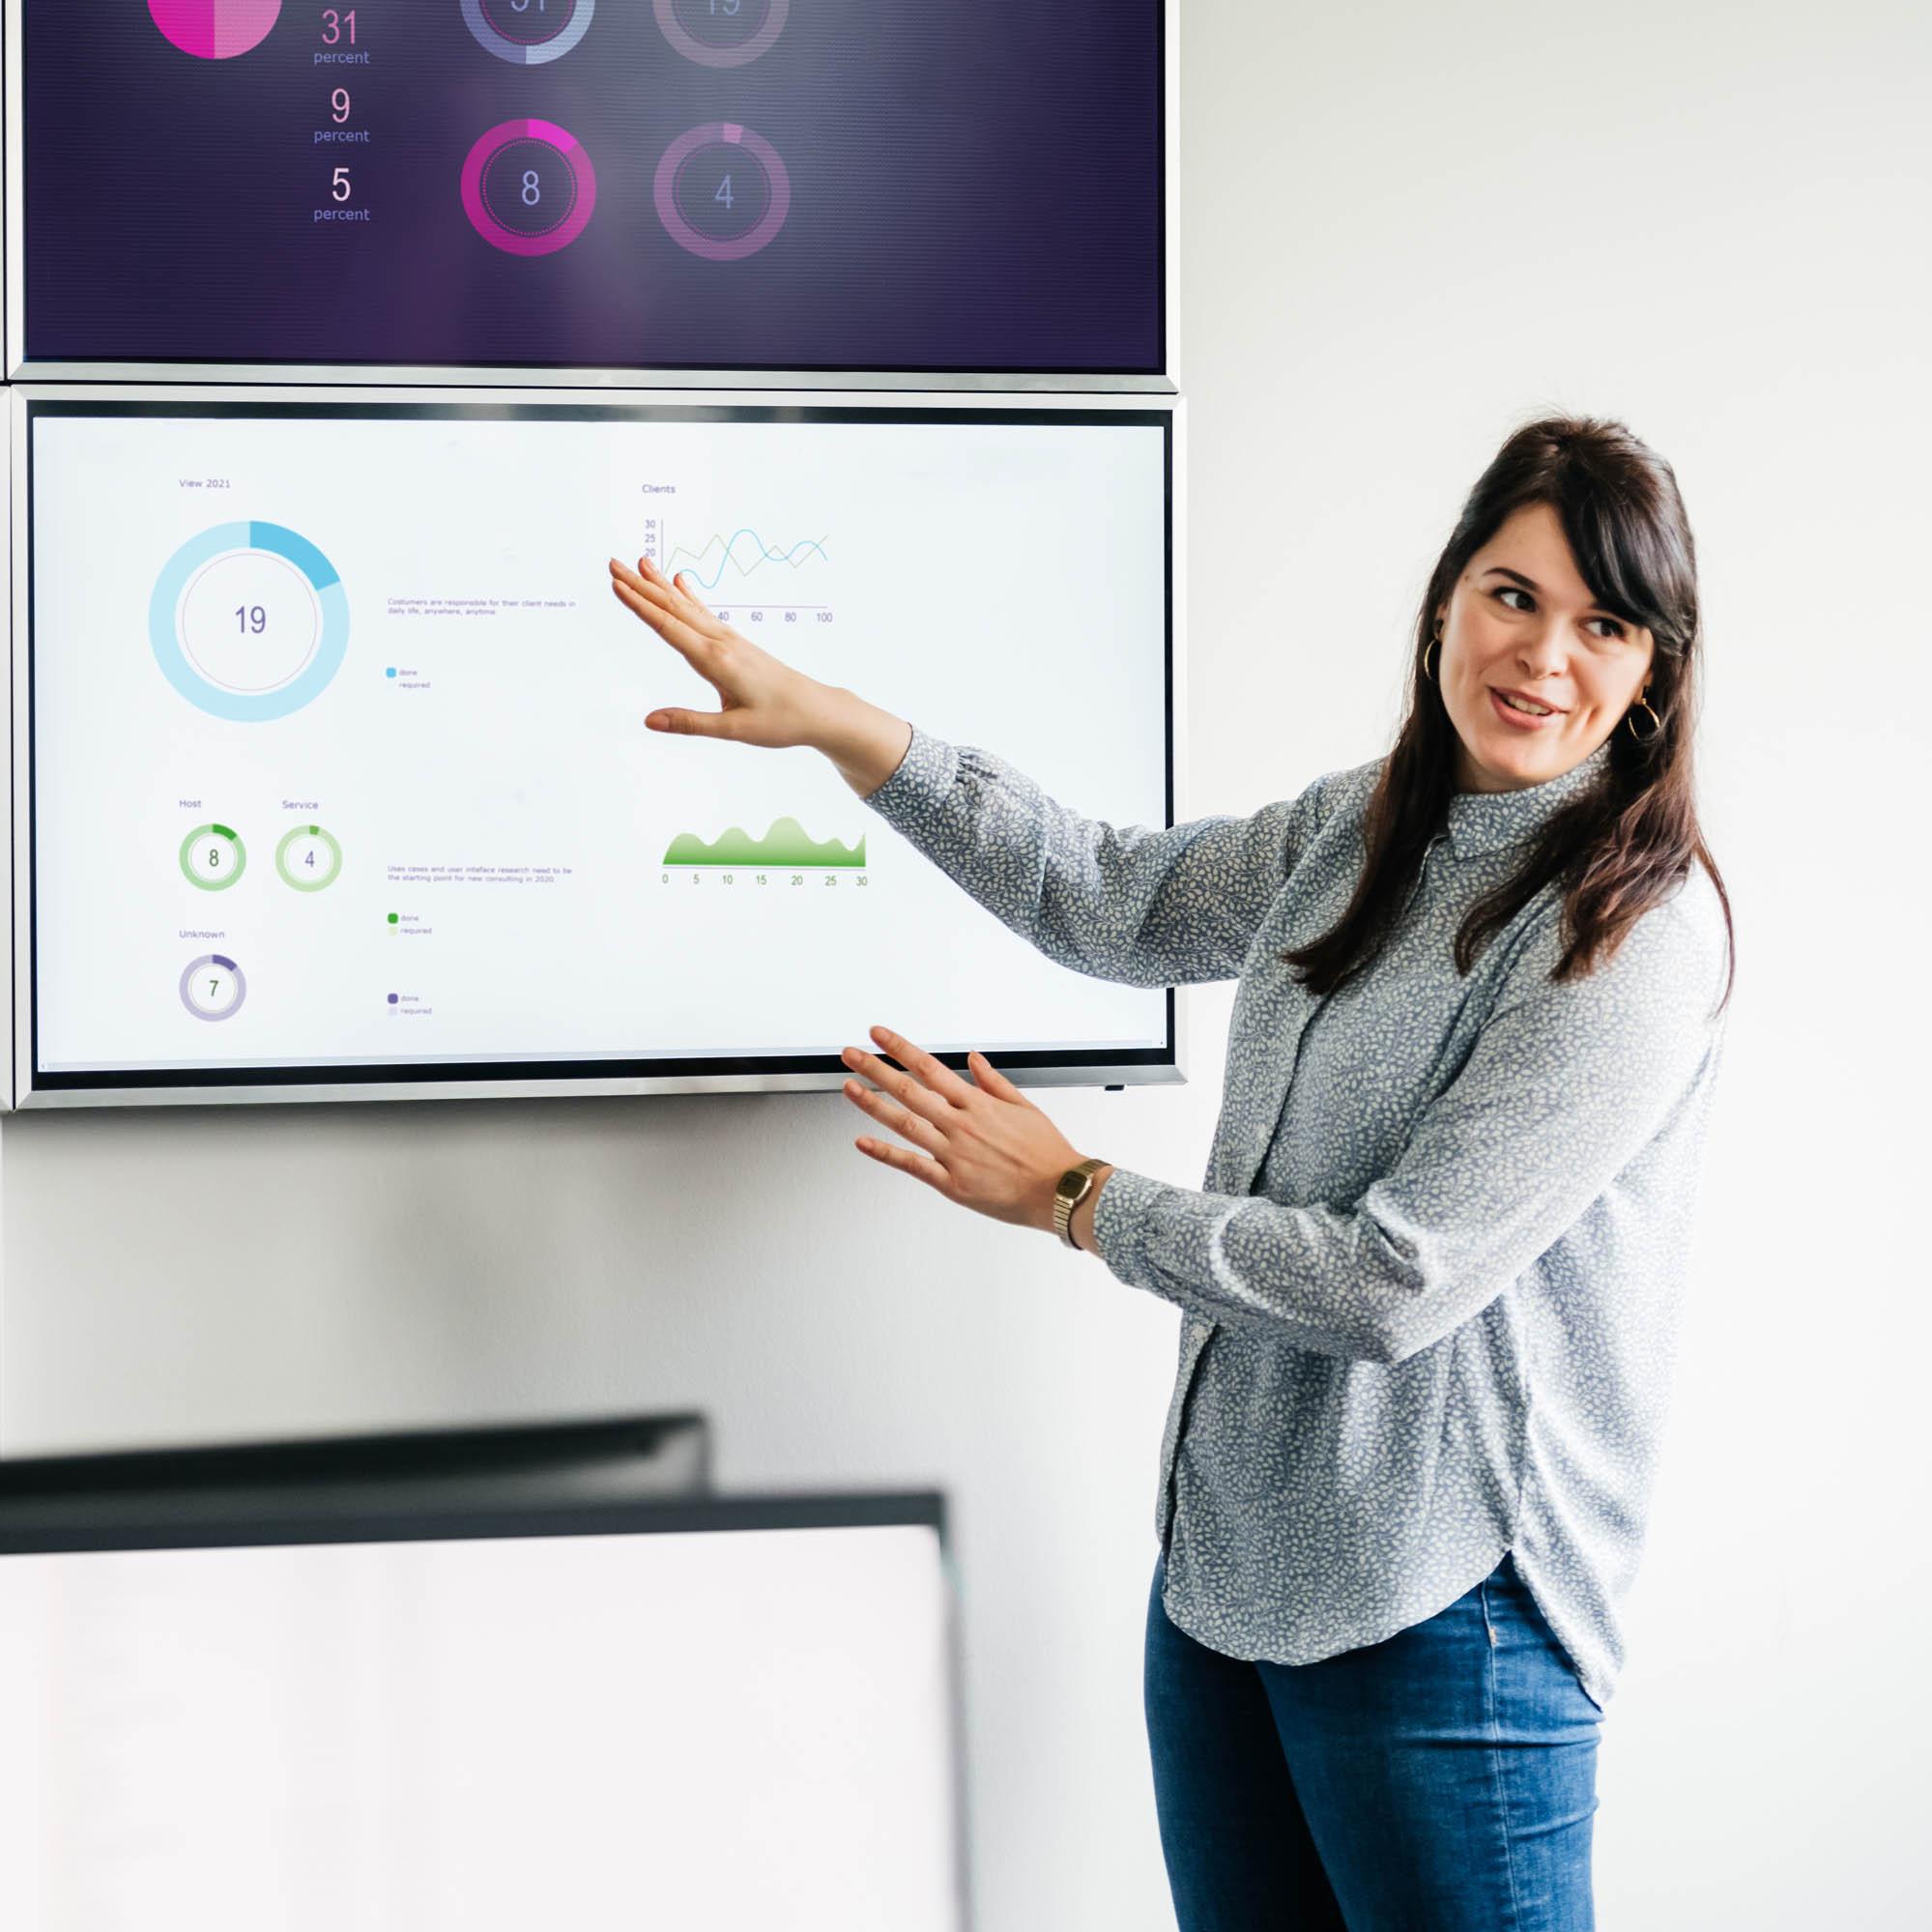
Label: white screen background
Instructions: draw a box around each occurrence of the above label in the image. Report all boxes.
[29,408,1169,1080]
[0,1523,963,1931]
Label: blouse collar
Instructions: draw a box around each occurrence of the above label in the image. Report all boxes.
[1444,739,1613,858]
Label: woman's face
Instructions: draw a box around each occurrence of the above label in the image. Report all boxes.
[1435,502,1656,793]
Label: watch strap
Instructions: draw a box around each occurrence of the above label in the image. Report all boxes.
[1053,1157,1108,1249]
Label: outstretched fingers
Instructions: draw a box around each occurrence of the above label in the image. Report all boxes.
[967,1050,1030,1105]
[854,1135,957,1197]
[622,553,720,627]
[869,1026,977,1108]
[609,564,716,669]
[843,1078,948,1155]
[841,1044,956,1123]
[659,560,718,620]
[610,556,699,620]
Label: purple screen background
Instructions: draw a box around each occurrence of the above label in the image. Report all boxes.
[23,1,1164,373]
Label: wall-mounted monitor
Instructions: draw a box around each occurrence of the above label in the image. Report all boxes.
[5,0,1167,382]
[0,1485,966,1932]
[11,389,1177,1108]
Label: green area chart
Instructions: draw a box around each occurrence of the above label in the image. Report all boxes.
[662,818,866,868]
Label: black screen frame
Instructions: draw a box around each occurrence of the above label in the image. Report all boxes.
[0,1471,946,1561]
[0,1409,714,1540]
[19,392,1178,1106]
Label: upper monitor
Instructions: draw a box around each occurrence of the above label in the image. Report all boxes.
[6,0,1167,379]
[13,388,1175,1108]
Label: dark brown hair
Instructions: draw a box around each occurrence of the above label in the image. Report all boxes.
[1283,415,1733,1006]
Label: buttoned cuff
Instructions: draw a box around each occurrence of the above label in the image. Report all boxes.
[1091,1163,1188,1298]
[861,725,960,832]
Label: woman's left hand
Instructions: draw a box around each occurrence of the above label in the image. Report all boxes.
[842,1024,1087,1235]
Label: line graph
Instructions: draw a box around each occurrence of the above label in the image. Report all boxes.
[663,528,829,592]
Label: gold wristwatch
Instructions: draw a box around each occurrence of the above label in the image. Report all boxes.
[1053,1157,1109,1249]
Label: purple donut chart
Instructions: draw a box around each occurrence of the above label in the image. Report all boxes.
[653,0,787,68]
[462,121,598,257]
[179,954,247,1022]
[148,0,280,60]
[653,125,792,262]
[461,0,594,65]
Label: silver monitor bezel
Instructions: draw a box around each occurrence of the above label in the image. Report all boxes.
[8,382,1190,1110]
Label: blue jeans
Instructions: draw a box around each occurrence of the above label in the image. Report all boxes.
[1143,1551,1602,1930]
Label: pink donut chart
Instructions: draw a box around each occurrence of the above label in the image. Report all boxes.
[461,121,598,257]
[653,124,792,262]
[148,0,281,59]
[652,0,788,69]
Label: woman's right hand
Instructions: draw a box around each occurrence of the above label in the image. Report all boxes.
[608,554,912,796]
[609,552,828,749]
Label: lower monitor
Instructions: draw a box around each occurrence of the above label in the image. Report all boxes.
[14,389,1174,1106]
[0,1413,712,1540]
[0,1492,966,1931]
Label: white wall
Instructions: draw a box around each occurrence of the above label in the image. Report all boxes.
[6,2,1927,1926]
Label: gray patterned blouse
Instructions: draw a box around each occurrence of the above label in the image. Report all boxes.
[865,725,1729,1710]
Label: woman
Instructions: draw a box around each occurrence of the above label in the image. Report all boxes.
[609,416,1733,1931]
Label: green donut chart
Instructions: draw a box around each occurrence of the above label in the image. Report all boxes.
[276,822,342,891]
[150,522,349,723]
[179,822,246,890]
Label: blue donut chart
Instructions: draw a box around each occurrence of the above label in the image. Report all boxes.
[462,0,593,64]
[150,521,350,723]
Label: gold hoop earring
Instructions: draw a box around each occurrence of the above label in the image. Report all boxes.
[1422,632,1439,683]
[1625,696,1662,741]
